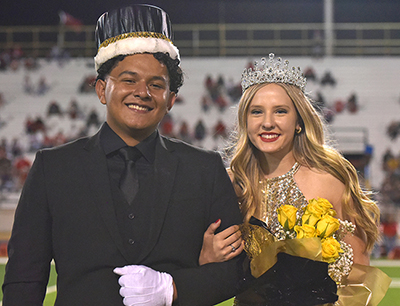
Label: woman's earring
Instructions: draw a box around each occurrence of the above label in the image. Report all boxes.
[296,127,302,134]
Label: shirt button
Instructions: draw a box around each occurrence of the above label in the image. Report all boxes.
[128,213,135,219]
[128,239,135,245]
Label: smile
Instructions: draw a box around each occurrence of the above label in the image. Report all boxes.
[260,133,279,142]
[127,104,152,112]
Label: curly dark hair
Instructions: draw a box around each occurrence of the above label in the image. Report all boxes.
[95,52,184,94]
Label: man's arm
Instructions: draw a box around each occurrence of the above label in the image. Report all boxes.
[2,151,52,305]
[113,149,244,306]
[169,154,244,306]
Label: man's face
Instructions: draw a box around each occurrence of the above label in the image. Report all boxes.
[96,53,176,146]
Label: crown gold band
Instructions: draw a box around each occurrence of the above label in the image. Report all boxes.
[98,31,172,52]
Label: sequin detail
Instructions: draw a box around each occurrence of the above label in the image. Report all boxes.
[257,162,308,240]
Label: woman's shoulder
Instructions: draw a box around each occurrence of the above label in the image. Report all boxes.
[296,165,342,185]
[295,165,345,212]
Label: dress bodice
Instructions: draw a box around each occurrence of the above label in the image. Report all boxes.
[255,162,308,240]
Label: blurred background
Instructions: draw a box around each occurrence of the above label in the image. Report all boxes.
[1,0,400,304]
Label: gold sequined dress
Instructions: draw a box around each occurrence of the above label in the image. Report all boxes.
[234,163,391,306]
[255,162,307,237]
[235,162,326,306]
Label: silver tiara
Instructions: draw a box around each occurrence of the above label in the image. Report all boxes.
[241,53,306,92]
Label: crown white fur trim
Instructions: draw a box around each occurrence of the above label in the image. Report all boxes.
[94,36,180,71]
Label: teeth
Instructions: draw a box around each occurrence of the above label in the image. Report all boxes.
[128,104,149,111]
[261,134,278,139]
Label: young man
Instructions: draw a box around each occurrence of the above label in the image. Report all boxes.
[2,5,243,306]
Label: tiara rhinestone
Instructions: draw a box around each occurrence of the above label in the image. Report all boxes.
[241,53,307,92]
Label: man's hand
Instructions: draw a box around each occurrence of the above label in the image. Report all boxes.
[114,265,174,306]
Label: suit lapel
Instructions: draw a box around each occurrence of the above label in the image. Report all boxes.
[136,136,178,263]
[83,132,131,262]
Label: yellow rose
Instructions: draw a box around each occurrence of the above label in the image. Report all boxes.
[326,209,337,217]
[321,237,343,263]
[316,197,334,211]
[316,214,340,238]
[306,198,333,216]
[277,205,298,230]
[301,212,321,227]
[294,224,317,239]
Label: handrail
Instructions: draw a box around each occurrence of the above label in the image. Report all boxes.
[328,127,368,154]
[2,22,400,58]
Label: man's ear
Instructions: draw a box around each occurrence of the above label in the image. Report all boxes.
[95,79,107,105]
[167,92,176,112]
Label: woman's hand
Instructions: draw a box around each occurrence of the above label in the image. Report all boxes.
[199,219,244,265]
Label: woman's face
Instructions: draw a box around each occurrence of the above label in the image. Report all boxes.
[246,84,300,159]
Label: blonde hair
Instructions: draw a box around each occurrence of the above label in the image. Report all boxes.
[230,83,380,251]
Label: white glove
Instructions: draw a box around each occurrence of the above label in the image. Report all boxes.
[114,265,174,306]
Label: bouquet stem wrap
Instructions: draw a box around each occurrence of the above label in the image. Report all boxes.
[334,264,392,306]
[251,236,323,278]
[240,221,391,306]
[241,221,323,278]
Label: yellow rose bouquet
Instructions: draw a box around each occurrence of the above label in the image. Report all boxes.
[276,198,355,284]
[237,198,346,305]
[239,198,391,306]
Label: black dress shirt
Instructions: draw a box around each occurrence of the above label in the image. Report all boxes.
[99,123,157,261]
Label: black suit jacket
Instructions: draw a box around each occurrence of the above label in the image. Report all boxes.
[3,130,243,306]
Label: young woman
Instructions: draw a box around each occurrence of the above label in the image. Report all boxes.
[200,54,389,305]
